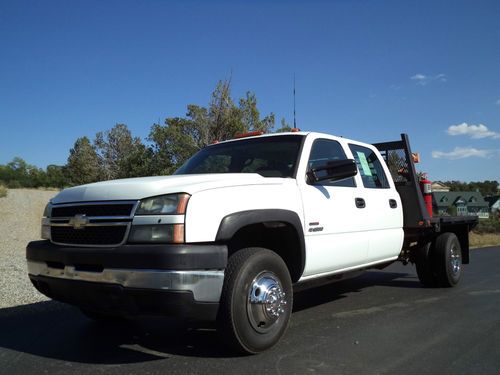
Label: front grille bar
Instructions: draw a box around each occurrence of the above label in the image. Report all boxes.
[51,201,137,218]
[50,222,130,227]
[48,200,139,247]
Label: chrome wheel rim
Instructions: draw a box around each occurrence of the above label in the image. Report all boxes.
[450,245,461,277]
[247,271,287,333]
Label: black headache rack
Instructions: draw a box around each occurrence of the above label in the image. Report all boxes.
[373,134,478,247]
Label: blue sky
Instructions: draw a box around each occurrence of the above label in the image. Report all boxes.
[1,0,499,182]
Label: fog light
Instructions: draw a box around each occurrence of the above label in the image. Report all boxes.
[128,224,184,244]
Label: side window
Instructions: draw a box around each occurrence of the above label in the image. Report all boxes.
[348,144,390,189]
[307,139,355,187]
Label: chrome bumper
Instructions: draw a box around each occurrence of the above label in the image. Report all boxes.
[27,260,224,303]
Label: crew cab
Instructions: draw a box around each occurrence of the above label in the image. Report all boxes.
[26,131,477,353]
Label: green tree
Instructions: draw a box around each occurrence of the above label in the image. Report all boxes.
[66,137,101,185]
[446,205,458,216]
[149,117,199,175]
[46,165,68,188]
[444,180,499,196]
[0,162,14,184]
[149,79,276,174]
[7,157,27,174]
[0,157,46,187]
[120,143,155,178]
[0,166,6,185]
[26,165,47,188]
[445,180,469,192]
[276,118,292,133]
[7,157,27,186]
[239,92,275,133]
[94,124,145,180]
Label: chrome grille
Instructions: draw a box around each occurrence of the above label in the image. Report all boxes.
[49,201,137,247]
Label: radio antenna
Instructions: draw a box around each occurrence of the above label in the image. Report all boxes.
[293,74,296,128]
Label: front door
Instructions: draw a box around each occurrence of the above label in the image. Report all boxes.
[299,137,369,277]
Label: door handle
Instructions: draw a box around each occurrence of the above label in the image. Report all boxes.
[389,199,398,208]
[355,198,366,209]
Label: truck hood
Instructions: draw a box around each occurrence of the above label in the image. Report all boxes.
[51,174,285,204]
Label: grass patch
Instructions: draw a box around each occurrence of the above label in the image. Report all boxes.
[0,184,7,198]
[470,232,500,248]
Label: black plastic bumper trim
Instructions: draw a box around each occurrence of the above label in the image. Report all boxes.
[26,240,227,270]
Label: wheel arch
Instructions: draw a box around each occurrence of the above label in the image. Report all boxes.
[215,209,306,282]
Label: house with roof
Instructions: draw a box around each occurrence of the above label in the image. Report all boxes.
[484,195,500,216]
[432,191,490,219]
[431,181,450,192]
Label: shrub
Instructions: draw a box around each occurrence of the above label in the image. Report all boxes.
[474,216,500,234]
[0,184,7,198]
[7,180,22,189]
[470,232,500,247]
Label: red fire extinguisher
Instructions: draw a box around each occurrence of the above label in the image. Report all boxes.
[419,174,433,217]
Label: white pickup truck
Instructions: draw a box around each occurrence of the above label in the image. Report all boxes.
[27,131,477,353]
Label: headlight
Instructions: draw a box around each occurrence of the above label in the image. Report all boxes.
[129,193,190,244]
[135,193,190,215]
[43,202,52,218]
[41,202,52,239]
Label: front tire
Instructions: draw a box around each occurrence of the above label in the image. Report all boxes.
[217,248,293,354]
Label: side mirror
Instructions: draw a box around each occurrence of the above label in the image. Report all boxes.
[307,159,358,183]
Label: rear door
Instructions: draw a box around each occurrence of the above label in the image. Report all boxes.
[347,143,404,263]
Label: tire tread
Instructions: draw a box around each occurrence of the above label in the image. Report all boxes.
[415,242,438,287]
[217,247,292,354]
[433,232,461,287]
[218,248,261,353]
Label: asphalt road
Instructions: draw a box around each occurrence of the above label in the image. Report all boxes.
[1,247,499,375]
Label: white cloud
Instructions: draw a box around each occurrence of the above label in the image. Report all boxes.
[447,122,500,139]
[411,74,426,82]
[435,73,447,82]
[410,73,447,86]
[496,99,500,106]
[431,147,495,160]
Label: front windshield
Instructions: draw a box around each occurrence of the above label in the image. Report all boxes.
[174,135,304,178]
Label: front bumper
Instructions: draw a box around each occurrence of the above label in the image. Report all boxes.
[26,240,227,320]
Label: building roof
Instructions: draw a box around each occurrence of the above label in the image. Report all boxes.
[484,195,500,207]
[432,191,489,208]
[431,181,450,192]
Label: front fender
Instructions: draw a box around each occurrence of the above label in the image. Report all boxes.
[215,209,306,278]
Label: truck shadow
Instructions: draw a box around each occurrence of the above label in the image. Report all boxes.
[0,270,419,364]
[0,301,226,364]
[293,270,421,312]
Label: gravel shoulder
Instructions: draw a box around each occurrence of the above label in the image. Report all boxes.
[0,189,58,308]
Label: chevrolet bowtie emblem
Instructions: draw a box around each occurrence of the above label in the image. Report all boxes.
[69,214,89,230]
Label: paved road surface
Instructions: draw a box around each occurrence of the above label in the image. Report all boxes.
[1,247,499,375]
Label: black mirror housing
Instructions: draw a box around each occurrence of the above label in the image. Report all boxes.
[307,159,358,183]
